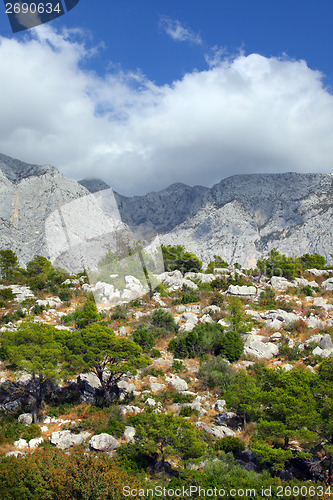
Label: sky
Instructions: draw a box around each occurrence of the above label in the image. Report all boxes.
[0,0,332,195]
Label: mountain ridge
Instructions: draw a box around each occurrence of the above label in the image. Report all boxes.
[0,153,332,267]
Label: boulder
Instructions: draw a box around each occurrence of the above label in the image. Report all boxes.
[202,305,221,314]
[123,426,136,443]
[313,297,333,311]
[29,437,44,449]
[320,334,333,350]
[244,337,279,360]
[304,316,326,330]
[146,398,156,407]
[18,413,33,426]
[14,438,28,449]
[269,277,295,291]
[293,278,318,288]
[50,430,91,449]
[321,278,333,291]
[185,272,216,284]
[227,285,257,297]
[117,380,136,393]
[150,382,166,393]
[214,400,226,412]
[199,314,214,324]
[89,433,119,452]
[245,310,262,321]
[263,309,299,327]
[179,312,198,332]
[167,376,188,392]
[6,451,25,457]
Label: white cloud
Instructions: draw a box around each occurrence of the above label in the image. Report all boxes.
[0,27,332,195]
[159,16,202,45]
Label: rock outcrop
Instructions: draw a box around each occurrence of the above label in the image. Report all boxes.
[1,153,332,269]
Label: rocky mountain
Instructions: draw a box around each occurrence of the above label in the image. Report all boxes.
[0,153,88,265]
[78,178,110,193]
[0,153,332,268]
[116,172,333,267]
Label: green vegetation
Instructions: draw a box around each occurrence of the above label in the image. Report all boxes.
[169,321,244,362]
[66,324,150,406]
[128,412,206,466]
[0,448,141,499]
[161,244,202,274]
[0,322,71,423]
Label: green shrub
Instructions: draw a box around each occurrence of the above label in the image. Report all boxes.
[151,308,178,333]
[0,288,14,301]
[179,406,199,417]
[259,288,276,309]
[21,424,41,442]
[219,330,244,362]
[198,356,234,391]
[110,306,127,321]
[173,393,195,404]
[132,325,155,352]
[150,348,161,358]
[58,288,72,301]
[145,367,164,378]
[162,244,202,274]
[300,285,313,297]
[101,418,125,438]
[31,303,47,315]
[171,360,187,373]
[215,436,245,454]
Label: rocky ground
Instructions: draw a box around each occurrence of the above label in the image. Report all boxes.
[1,264,333,465]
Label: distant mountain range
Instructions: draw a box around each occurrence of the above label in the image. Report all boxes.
[0,152,332,268]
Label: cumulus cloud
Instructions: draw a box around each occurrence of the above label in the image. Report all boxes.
[0,27,332,195]
[159,16,202,45]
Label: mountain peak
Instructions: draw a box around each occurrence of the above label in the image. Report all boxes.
[0,152,56,183]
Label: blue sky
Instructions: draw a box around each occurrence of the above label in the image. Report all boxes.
[0,0,332,194]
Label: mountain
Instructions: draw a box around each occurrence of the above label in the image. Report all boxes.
[115,172,333,267]
[78,178,110,193]
[0,152,332,268]
[0,153,88,265]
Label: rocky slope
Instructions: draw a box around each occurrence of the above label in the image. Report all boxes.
[0,153,89,265]
[1,153,332,268]
[116,172,333,267]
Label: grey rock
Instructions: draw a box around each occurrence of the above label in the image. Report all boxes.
[89,433,119,452]
[1,155,333,270]
[263,309,299,326]
[123,426,136,443]
[150,382,166,392]
[166,376,188,392]
[227,285,257,297]
[117,380,136,393]
[14,438,28,449]
[269,277,295,291]
[6,451,25,457]
[202,305,221,314]
[320,334,333,349]
[29,437,44,449]
[244,336,279,359]
[321,278,333,291]
[50,431,91,449]
[18,413,33,426]
[214,400,226,412]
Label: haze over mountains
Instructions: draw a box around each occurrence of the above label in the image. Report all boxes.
[0,152,332,268]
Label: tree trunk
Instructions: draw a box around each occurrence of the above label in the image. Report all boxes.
[32,375,38,424]
[284,436,289,450]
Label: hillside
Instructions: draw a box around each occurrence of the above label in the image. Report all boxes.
[0,249,333,496]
